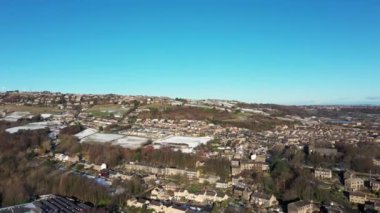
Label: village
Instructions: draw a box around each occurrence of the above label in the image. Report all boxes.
[1,91,380,212]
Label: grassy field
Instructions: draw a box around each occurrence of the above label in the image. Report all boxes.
[87,104,129,118]
[0,104,63,115]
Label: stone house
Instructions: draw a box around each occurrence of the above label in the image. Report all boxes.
[345,177,364,192]
[288,200,318,213]
[250,192,278,208]
[349,192,368,204]
[314,167,332,179]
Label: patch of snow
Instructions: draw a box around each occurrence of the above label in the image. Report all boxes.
[80,133,124,143]
[0,111,31,122]
[75,128,98,139]
[113,136,149,149]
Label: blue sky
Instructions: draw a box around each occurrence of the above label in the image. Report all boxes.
[0,0,379,105]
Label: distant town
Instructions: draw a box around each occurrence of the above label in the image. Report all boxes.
[0,90,380,213]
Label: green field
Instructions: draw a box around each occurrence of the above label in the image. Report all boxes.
[86,104,129,118]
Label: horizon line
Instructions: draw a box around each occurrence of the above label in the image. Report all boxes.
[1,89,380,107]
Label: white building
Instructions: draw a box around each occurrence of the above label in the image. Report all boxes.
[153,136,213,153]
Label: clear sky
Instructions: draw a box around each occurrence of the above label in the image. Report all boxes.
[0,0,379,105]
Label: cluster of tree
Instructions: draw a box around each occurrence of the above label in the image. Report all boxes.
[136,147,198,169]
[103,124,131,133]
[139,106,231,121]
[302,141,380,173]
[60,124,84,135]
[335,142,380,173]
[56,131,230,179]
[275,140,380,176]
[262,159,340,204]
[0,121,120,208]
[254,142,380,206]
[251,145,348,206]
[119,176,147,196]
[203,157,231,181]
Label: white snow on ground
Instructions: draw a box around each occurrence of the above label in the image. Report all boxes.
[154,136,213,148]
[153,136,213,153]
[6,125,47,133]
[40,114,52,119]
[0,111,31,122]
[29,121,61,126]
[76,129,149,149]
[75,128,98,139]
[5,121,62,134]
[80,133,125,143]
[113,136,149,149]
